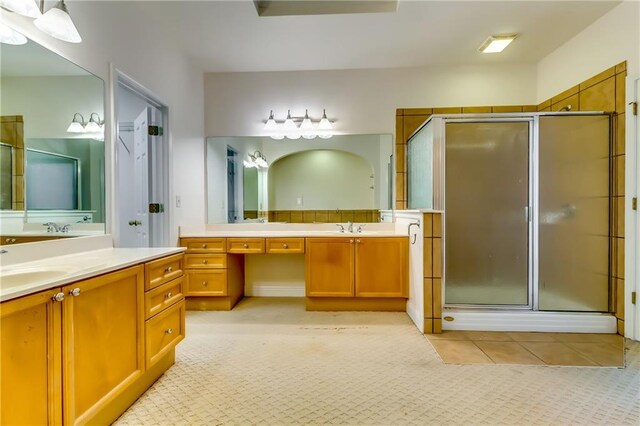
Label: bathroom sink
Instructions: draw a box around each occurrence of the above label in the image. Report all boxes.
[0,268,70,289]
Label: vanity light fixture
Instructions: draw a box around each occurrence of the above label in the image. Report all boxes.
[0,22,27,45]
[0,0,41,18]
[66,113,86,133]
[249,151,269,168]
[478,34,518,54]
[34,0,82,43]
[84,112,104,133]
[263,109,334,140]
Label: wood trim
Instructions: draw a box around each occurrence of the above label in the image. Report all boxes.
[305,297,406,311]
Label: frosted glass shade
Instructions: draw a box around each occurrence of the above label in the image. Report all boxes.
[0,22,27,45]
[66,121,84,133]
[283,111,300,140]
[300,110,316,139]
[34,1,81,43]
[84,121,102,133]
[0,0,41,18]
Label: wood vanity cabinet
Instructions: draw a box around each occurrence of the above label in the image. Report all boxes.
[306,237,409,299]
[0,253,185,426]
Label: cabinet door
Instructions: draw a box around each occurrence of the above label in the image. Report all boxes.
[355,237,408,298]
[62,265,145,425]
[305,238,354,297]
[1,289,62,425]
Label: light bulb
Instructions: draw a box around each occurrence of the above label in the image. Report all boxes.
[0,0,42,18]
[300,109,316,140]
[0,22,27,45]
[283,110,300,140]
[317,109,333,139]
[34,0,82,43]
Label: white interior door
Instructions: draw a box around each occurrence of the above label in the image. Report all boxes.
[133,108,151,247]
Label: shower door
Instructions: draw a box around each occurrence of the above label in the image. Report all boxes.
[538,115,610,311]
[445,121,531,306]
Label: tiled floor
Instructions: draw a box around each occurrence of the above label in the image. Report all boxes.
[427,330,624,366]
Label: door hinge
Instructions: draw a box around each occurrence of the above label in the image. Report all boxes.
[632,292,637,305]
[633,197,638,211]
[631,101,638,116]
[149,203,164,213]
[148,125,163,136]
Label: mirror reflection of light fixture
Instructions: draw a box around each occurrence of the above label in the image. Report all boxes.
[0,22,27,45]
[34,0,82,43]
[264,109,334,140]
[248,151,268,168]
[0,0,42,18]
[84,112,104,133]
[66,113,86,133]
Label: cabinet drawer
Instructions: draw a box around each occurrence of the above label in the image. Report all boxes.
[145,277,184,319]
[145,254,184,291]
[266,238,305,254]
[184,254,227,269]
[180,238,226,253]
[185,270,227,296]
[227,238,265,254]
[145,300,185,368]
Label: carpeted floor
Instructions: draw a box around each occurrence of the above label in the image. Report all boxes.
[115,297,640,425]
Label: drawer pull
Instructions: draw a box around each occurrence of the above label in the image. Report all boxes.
[202,281,208,287]
[69,288,81,297]
[165,328,173,335]
[165,292,173,299]
[202,259,208,264]
[283,243,288,249]
[243,243,249,248]
[165,266,173,273]
[202,243,208,248]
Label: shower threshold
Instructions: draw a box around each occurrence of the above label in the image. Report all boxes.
[442,309,617,334]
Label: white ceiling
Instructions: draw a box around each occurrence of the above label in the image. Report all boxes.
[134,0,620,73]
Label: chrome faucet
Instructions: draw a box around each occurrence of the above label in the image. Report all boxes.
[356,224,366,233]
[347,221,354,233]
[43,222,60,232]
[336,223,346,233]
[60,224,71,233]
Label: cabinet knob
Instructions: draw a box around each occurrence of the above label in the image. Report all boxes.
[243,243,249,248]
[356,239,361,244]
[165,328,173,335]
[52,292,65,302]
[202,244,208,248]
[69,288,81,297]
[165,266,173,273]
[283,244,288,249]
[165,292,173,299]
[202,281,208,287]
[202,259,208,264]
[349,239,354,243]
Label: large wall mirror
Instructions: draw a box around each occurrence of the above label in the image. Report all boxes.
[0,31,106,243]
[206,134,393,223]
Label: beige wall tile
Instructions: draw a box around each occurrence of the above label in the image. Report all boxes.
[340,210,354,222]
[395,116,403,144]
[328,211,341,223]
[404,108,433,116]
[433,318,442,334]
[302,211,316,223]
[423,318,434,334]
[615,61,627,74]
[395,143,406,174]
[617,319,624,335]
[14,148,24,176]
[538,107,551,112]
[396,108,404,116]
[395,173,406,201]
[433,238,442,278]
[422,213,433,237]
[461,106,491,113]
[290,211,303,223]
[615,155,625,196]
[315,211,329,222]
[579,77,615,111]
[423,237,433,278]
[353,211,368,222]
[579,66,616,91]
[615,73,626,114]
[616,196,625,237]
[522,105,538,112]
[14,175,23,203]
[616,113,625,155]
[424,278,433,318]
[551,93,579,112]
[403,115,430,143]
[0,121,17,145]
[492,105,523,113]
[275,211,291,222]
[395,200,406,210]
[616,237,624,279]
[537,99,551,111]
[551,85,580,104]
[433,107,462,114]
[615,278,625,320]
[433,213,442,238]
[475,341,544,365]
[433,278,442,318]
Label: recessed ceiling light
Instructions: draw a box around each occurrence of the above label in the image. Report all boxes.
[479,34,518,54]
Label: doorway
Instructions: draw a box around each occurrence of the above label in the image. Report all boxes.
[115,73,169,247]
[227,147,239,223]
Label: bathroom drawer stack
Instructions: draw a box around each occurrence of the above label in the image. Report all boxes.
[144,253,186,367]
[180,237,245,310]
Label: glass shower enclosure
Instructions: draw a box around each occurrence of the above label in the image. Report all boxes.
[407,113,612,312]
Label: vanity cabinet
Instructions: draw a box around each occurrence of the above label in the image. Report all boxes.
[0,253,185,425]
[0,289,62,425]
[306,237,409,307]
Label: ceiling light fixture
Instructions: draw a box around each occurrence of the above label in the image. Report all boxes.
[263,109,334,140]
[66,113,86,133]
[0,0,41,18]
[478,34,518,54]
[249,151,269,168]
[0,22,27,45]
[84,112,104,133]
[34,0,82,43]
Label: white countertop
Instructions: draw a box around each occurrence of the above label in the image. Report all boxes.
[0,246,185,302]
[180,223,410,238]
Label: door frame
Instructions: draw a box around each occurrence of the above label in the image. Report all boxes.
[628,76,640,340]
[110,66,171,247]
